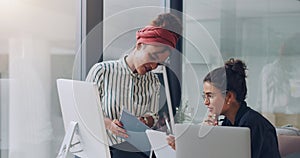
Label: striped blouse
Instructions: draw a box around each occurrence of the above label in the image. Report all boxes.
[85,55,160,145]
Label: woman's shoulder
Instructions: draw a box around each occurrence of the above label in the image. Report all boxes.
[241,107,275,130]
[93,60,125,72]
[86,60,121,81]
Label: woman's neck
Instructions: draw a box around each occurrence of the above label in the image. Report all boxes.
[225,102,240,125]
[125,54,136,72]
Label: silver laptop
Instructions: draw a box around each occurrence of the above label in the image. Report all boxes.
[175,124,251,158]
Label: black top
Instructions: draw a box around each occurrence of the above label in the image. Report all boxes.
[222,101,281,158]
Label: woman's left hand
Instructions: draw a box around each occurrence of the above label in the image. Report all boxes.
[203,113,218,126]
[138,115,154,127]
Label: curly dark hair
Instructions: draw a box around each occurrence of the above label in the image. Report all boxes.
[203,58,248,103]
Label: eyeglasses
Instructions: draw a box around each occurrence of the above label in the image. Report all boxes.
[157,57,170,66]
[202,91,227,101]
[148,53,170,66]
[144,44,172,66]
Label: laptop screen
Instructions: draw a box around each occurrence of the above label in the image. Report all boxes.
[175,124,251,158]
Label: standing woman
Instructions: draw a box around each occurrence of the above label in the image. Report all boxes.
[203,58,281,158]
[86,13,182,158]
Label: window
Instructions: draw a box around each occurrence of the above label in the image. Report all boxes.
[182,0,300,130]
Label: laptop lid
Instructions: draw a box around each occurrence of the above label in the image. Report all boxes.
[175,124,251,158]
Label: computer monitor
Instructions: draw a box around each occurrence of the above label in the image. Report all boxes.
[56,79,110,158]
[175,124,251,158]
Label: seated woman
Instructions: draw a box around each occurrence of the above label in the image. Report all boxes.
[167,58,281,158]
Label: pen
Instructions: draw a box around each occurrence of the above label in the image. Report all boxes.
[163,112,172,135]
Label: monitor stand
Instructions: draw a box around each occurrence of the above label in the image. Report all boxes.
[56,121,84,158]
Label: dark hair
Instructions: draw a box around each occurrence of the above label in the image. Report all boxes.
[203,58,247,103]
[150,13,182,38]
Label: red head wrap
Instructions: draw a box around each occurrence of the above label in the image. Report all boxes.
[136,26,179,49]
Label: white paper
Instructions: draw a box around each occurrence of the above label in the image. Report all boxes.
[145,130,176,158]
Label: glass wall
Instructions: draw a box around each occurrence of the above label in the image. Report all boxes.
[0,0,77,157]
[182,0,300,156]
[103,0,169,61]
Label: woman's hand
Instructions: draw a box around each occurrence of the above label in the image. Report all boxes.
[203,113,218,126]
[166,135,176,150]
[104,118,128,138]
[138,115,154,127]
